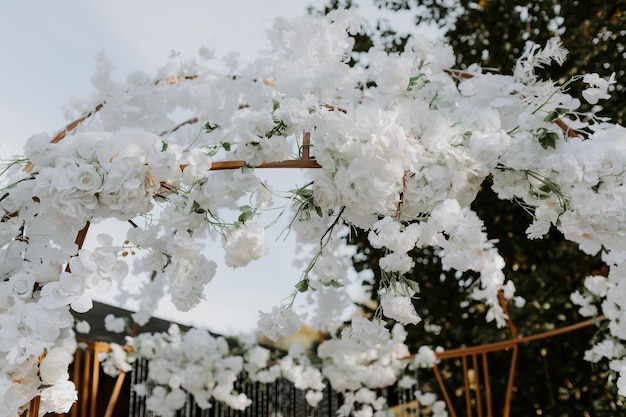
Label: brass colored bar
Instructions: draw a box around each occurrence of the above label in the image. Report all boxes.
[435,317,598,359]
[433,364,457,417]
[482,352,493,417]
[497,290,517,339]
[74,221,90,250]
[28,396,40,417]
[554,119,578,137]
[473,354,483,417]
[210,159,321,170]
[71,348,82,417]
[302,131,311,160]
[80,348,91,417]
[90,343,106,417]
[104,372,127,417]
[503,346,519,417]
[462,355,472,417]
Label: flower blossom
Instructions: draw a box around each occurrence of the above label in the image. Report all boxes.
[104,314,126,333]
[257,306,301,341]
[223,223,270,268]
[340,316,390,352]
[380,292,421,325]
[582,72,616,104]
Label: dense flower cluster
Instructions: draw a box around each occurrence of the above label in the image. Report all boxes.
[0,7,624,416]
[100,322,438,416]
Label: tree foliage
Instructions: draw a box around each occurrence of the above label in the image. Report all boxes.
[376,0,626,123]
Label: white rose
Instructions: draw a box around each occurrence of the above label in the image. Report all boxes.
[72,164,103,194]
[9,273,34,299]
[313,173,340,211]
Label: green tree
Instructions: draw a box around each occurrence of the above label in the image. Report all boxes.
[313,1,625,415]
[376,0,626,123]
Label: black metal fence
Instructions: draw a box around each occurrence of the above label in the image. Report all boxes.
[128,359,345,417]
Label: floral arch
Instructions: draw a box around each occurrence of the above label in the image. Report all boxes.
[1,8,624,417]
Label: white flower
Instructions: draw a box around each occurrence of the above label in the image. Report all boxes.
[39,347,74,385]
[432,400,448,417]
[369,217,420,253]
[134,383,148,397]
[584,275,610,298]
[104,314,126,333]
[100,343,132,377]
[39,380,78,414]
[71,164,103,193]
[617,373,626,397]
[355,388,377,404]
[416,390,437,406]
[257,306,301,341]
[412,345,439,368]
[341,316,390,352]
[165,388,188,411]
[306,390,324,407]
[9,273,34,299]
[584,340,626,363]
[582,73,616,104]
[380,293,421,325]
[245,346,271,375]
[75,320,91,334]
[223,223,270,268]
[38,271,93,314]
[397,375,416,389]
[378,252,414,274]
[313,173,341,210]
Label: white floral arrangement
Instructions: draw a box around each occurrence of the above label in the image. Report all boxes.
[0,7,624,416]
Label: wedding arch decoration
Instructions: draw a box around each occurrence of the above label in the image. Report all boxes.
[0,8,623,417]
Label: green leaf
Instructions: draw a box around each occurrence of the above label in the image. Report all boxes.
[537,128,559,149]
[222,142,231,151]
[295,279,309,293]
[407,279,421,293]
[330,280,344,288]
[266,120,287,138]
[543,111,559,123]
[191,200,205,214]
[272,99,280,112]
[407,74,424,91]
[296,188,313,198]
[161,141,169,152]
[237,206,255,223]
[543,107,569,122]
[203,121,220,133]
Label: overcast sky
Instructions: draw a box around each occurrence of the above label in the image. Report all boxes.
[0,1,437,335]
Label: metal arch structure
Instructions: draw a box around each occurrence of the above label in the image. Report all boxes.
[18,76,599,417]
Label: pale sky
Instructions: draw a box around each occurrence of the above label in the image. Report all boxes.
[0,1,437,335]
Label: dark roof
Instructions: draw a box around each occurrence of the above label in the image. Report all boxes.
[73,301,193,345]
